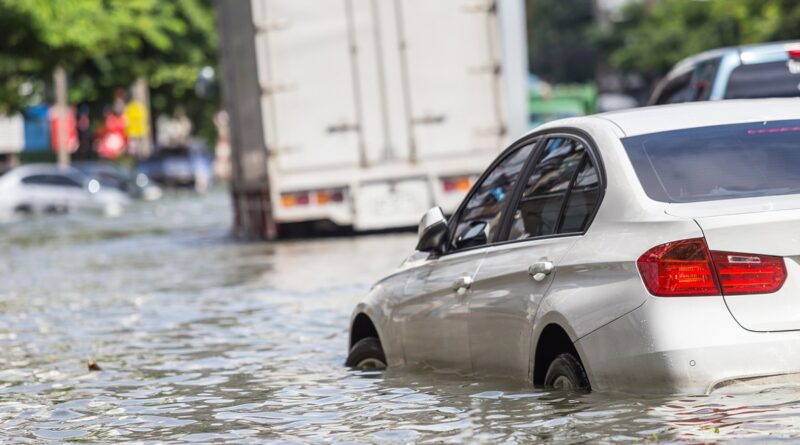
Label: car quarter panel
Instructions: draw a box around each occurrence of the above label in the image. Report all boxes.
[533,121,706,340]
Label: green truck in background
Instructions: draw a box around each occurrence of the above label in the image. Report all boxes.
[528,75,598,127]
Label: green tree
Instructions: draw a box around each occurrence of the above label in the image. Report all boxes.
[598,0,800,79]
[0,0,218,142]
[527,0,597,83]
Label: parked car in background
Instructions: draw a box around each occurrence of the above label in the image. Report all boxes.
[649,40,800,105]
[347,98,800,394]
[0,164,129,216]
[136,143,213,192]
[73,161,162,201]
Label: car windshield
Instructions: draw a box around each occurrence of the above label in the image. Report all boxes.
[623,119,800,203]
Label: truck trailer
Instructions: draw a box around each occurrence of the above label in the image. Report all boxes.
[217,0,529,237]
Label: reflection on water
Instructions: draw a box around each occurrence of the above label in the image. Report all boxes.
[2,190,800,442]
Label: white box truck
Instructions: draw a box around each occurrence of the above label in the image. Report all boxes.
[223,0,528,235]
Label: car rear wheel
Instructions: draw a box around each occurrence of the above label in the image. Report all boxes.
[345,337,386,370]
[544,352,590,392]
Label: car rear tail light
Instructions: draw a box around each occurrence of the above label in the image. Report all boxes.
[442,176,472,193]
[710,251,786,295]
[637,238,719,296]
[637,238,787,296]
[788,48,800,60]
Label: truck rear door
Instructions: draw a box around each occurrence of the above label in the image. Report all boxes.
[254,0,363,173]
[398,0,506,161]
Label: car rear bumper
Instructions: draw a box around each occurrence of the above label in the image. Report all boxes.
[576,296,800,394]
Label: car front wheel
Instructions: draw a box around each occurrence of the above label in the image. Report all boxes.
[345,337,386,370]
[544,352,590,392]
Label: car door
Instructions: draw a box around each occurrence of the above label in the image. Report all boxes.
[20,174,69,211]
[394,141,537,371]
[468,135,603,379]
[50,174,90,209]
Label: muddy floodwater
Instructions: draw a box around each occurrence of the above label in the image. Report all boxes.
[4,190,800,443]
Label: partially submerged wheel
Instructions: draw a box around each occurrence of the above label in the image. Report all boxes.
[544,352,591,392]
[345,337,386,370]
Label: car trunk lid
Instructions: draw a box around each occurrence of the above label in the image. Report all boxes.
[681,204,800,332]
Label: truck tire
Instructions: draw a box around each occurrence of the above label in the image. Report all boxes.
[544,352,590,392]
[345,337,386,370]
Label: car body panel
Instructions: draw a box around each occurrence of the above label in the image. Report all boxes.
[351,272,409,367]
[577,296,800,394]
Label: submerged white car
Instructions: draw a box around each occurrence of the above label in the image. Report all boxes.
[347,98,800,394]
[0,164,130,217]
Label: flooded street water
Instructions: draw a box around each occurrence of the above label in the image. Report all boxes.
[3,190,800,443]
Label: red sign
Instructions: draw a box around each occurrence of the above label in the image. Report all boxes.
[48,106,78,154]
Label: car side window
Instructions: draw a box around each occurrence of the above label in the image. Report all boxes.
[50,175,83,188]
[690,58,721,101]
[450,142,536,250]
[507,137,599,240]
[21,175,49,186]
[21,174,82,188]
[654,71,692,105]
[558,156,600,233]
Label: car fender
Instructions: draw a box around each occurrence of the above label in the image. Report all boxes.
[349,275,407,367]
[527,308,580,381]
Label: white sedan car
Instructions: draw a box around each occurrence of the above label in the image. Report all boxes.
[0,164,130,217]
[347,98,800,394]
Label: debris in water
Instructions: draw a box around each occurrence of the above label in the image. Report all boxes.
[87,360,102,371]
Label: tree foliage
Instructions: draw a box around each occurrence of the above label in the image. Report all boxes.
[527,0,597,83]
[0,0,218,141]
[598,0,800,79]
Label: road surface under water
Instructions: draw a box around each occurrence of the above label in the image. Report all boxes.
[2,190,800,443]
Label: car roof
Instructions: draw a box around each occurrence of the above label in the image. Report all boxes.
[534,98,800,137]
[4,164,89,181]
[667,40,800,76]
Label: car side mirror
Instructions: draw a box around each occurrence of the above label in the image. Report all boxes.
[416,207,449,254]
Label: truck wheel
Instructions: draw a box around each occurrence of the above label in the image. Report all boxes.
[544,353,590,392]
[345,337,386,370]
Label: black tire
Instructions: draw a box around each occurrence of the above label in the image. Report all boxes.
[345,337,386,370]
[13,204,33,215]
[544,352,591,392]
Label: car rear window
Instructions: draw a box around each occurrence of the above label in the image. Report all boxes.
[725,61,800,99]
[623,120,800,203]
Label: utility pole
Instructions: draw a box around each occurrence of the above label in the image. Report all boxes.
[132,77,153,158]
[53,66,70,167]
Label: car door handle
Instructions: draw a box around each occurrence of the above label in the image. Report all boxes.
[452,276,474,294]
[528,261,554,282]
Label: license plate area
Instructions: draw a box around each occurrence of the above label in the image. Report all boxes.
[354,178,432,230]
